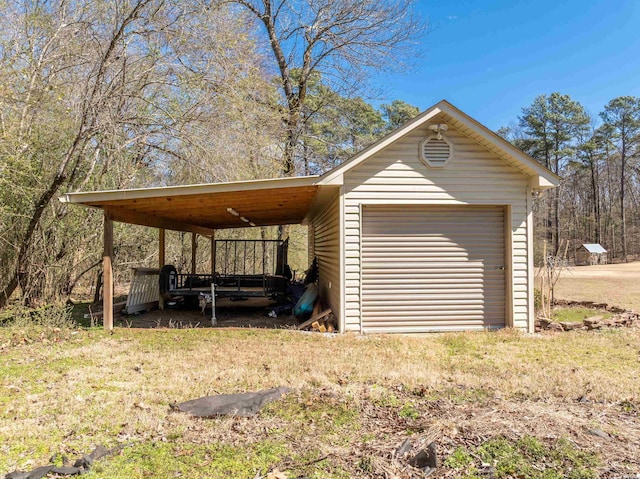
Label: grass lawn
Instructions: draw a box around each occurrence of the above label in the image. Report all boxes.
[553,261,640,311]
[552,306,612,323]
[1,324,639,478]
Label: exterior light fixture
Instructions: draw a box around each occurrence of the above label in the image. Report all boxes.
[428,123,449,140]
[249,222,256,227]
[227,207,239,216]
[240,216,250,223]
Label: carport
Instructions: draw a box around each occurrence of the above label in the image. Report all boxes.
[60,176,338,330]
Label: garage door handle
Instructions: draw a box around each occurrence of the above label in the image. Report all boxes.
[497,266,505,271]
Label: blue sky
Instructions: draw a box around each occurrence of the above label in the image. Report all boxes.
[377,0,640,130]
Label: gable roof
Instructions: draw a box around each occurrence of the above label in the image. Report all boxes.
[318,99,560,189]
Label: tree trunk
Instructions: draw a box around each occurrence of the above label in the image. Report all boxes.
[553,188,560,255]
[553,152,560,255]
[93,270,103,305]
[605,147,615,257]
[283,127,297,176]
[590,158,600,244]
[620,150,627,261]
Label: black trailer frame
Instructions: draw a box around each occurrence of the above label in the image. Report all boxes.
[160,238,289,300]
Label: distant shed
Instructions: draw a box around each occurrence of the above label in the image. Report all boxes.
[575,244,608,266]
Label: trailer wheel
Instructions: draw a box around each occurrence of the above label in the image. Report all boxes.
[159,265,178,296]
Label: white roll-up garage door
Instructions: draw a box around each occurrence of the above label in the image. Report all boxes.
[361,205,506,333]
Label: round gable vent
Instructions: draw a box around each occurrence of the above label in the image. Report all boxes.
[420,135,452,168]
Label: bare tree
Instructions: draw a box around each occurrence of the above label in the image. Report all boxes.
[157,1,284,185]
[2,0,130,305]
[0,0,187,306]
[0,0,295,306]
[600,96,640,262]
[230,0,426,177]
[574,119,604,244]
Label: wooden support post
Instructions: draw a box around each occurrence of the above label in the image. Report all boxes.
[103,211,114,331]
[191,233,197,275]
[159,228,165,310]
[159,228,166,268]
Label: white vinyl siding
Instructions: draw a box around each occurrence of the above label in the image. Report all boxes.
[311,194,341,324]
[361,206,505,332]
[343,118,530,332]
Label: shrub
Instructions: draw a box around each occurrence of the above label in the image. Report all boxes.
[534,288,542,312]
[0,303,76,329]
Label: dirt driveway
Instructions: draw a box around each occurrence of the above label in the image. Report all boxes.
[116,297,298,329]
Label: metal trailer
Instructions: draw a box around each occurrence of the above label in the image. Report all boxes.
[159,238,290,302]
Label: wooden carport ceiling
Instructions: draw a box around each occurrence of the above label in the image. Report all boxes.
[102,185,319,232]
[60,177,322,235]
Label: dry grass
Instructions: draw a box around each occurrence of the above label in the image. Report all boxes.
[553,261,640,311]
[1,326,639,478]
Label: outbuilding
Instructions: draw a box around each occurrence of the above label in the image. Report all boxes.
[61,100,559,333]
[575,244,608,266]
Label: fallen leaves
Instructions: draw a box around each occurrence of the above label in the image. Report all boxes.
[134,401,151,410]
[266,469,287,479]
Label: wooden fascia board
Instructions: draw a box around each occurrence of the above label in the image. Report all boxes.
[59,175,320,205]
[105,206,216,236]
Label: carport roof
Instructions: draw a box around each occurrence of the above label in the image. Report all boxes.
[60,176,333,235]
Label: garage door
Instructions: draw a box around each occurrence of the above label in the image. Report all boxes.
[361,205,505,333]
